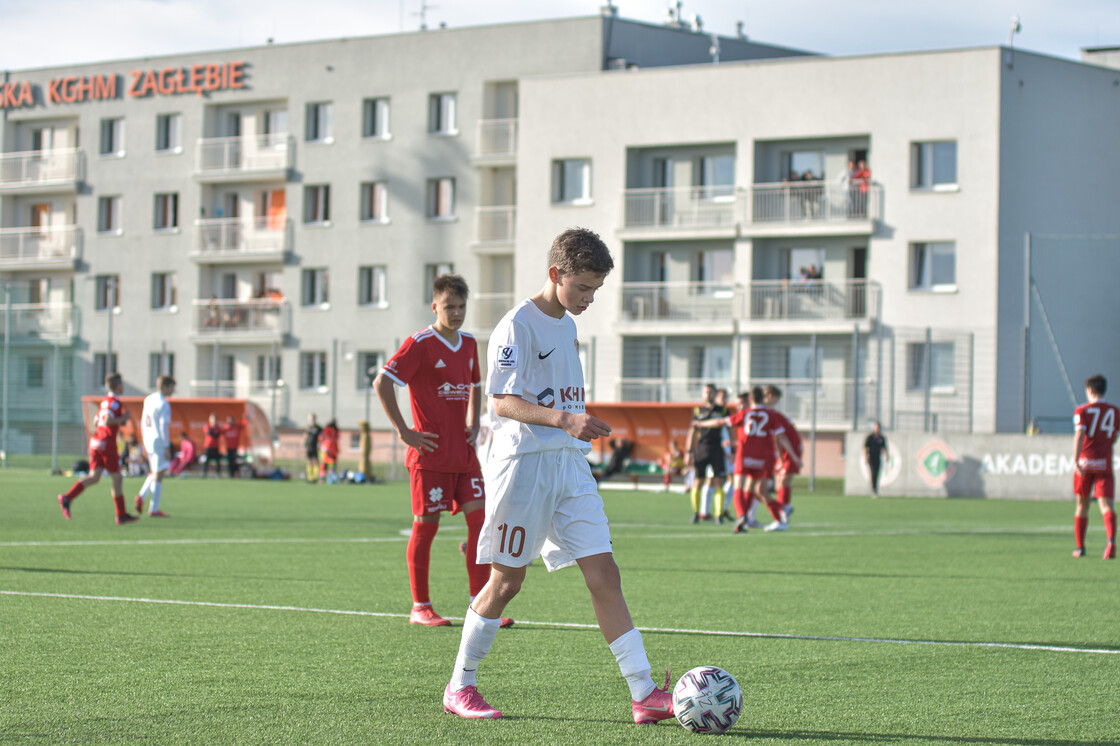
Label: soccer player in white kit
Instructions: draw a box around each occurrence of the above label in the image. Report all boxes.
[443,228,675,725]
[134,375,175,517]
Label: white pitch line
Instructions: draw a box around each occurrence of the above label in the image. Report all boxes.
[2,590,1116,656]
[0,536,408,548]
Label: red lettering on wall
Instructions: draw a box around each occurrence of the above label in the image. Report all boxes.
[190,65,205,95]
[229,61,245,88]
[158,68,176,95]
[60,76,77,103]
[77,76,95,102]
[48,78,63,104]
[93,74,116,100]
[205,64,221,91]
[128,70,143,97]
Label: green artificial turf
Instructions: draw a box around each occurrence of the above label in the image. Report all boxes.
[1,469,1117,744]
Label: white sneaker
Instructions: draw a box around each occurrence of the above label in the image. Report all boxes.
[764,521,788,532]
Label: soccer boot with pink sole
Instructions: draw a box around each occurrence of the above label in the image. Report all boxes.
[409,605,452,626]
[1105,541,1116,560]
[632,678,675,724]
[443,684,502,719]
[57,495,71,519]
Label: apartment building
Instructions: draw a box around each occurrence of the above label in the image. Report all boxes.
[2,11,1118,461]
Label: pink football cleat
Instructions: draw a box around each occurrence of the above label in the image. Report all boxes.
[409,605,451,626]
[150,510,171,518]
[134,496,144,515]
[1105,541,1116,560]
[443,684,502,719]
[57,495,71,519]
[499,617,515,629]
[632,682,675,724]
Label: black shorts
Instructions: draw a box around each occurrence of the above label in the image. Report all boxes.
[306,451,319,460]
[205,447,221,462]
[693,452,727,478]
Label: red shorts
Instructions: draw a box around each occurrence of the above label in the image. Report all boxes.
[739,466,771,481]
[409,467,485,517]
[88,438,121,474]
[778,454,801,476]
[1074,470,1114,500]
[322,452,338,466]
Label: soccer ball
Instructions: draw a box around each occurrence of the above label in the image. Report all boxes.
[672,666,742,735]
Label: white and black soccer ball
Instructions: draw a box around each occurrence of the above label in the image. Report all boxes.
[672,665,742,735]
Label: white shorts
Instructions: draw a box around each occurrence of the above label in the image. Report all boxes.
[479,448,613,572]
[147,445,171,473]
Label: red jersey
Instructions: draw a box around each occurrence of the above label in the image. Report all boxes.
[767,407,802,458]
[319,425,340,457]
[93,392,124,442]
[728,405,785,471]
[1074,399,1119,472]
[382,326,481,473]
[222,420,246,450]
[203,426,223,450]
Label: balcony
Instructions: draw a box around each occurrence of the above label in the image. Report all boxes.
[474,206,515,246]
[620,187,739,238]
[474,119,517,162]
[619,282,737,328]
[191,217,289,263]
[746,280,879,329]
[742,181,881,236]
[189,298,289,344]
[0,149,83,193]
[0,303,79,344]
[194,135,291,182]
[0,226,82,270]
[471,292,516,331]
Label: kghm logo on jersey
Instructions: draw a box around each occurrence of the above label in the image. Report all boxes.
[916,439,957,488]
[437,382,471,402]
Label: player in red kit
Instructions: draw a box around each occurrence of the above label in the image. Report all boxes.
[374,274,512,628]
[1071,374,1119,559]
[57,372,138,525]
[222,415,247,478]
[765,385,802,527]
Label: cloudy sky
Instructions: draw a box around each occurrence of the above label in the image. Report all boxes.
[1,0,1118,70]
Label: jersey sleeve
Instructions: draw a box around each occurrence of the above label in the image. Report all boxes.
[487,314,528,397]
[382,335,420,387]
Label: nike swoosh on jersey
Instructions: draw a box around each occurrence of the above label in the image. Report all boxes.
[538,349,556,359]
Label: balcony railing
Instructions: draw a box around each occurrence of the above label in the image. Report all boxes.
[471,292,516,330]
[0,226,81,267]
[747,181,882,224]
[195,134,292,177]
[622,186,738,230]
[475,119,518,158]
[475,206,515,243]
[193,217,289,259]
[0,303,79,342]
[191,298,289,338]
[746,280,878,321]
[0,149,83,190]
[619,282,736,323]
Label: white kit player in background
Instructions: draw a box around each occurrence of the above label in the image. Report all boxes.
[443,228,676,725]
[135,375,176,517]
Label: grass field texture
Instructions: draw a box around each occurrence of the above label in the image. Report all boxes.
[1,469,1118,745]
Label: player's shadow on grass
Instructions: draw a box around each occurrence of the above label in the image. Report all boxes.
[739,728,1117,745]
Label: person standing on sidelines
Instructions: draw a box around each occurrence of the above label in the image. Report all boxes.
[443,228,675,724]
[765,385,802,525]
[57,372,138,525]
[134,375,175,517]
[1072,374,1119,559]
[685,383,729,523]
[864,421,888,496]
[304,414,323,483]
[375,273,511,628]
[222,414,247,478]
[318,418,340,483]
[202,414,224,478]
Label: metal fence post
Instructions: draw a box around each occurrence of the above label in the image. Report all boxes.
[923,326,933,432]
[51,343,60,473]
[2,284,11,469]
[851,324,861,431]
[809,333,818,492]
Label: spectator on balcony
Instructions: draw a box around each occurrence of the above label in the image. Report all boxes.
[840,159,858,216]
[800,170,821,218]
[852,159,872,217]
[204,295,222,328]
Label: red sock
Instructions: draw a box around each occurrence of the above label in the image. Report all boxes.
[777,486,791,506]
[744,493,756,518]
[1104,510,1117,543]
[732,488,748,518]
[407,521,439,605]
[765,499,784,522]
[1075,515,1089,549]
[64,480,85,501]
[112,494,126,519]
[464,510,490,597]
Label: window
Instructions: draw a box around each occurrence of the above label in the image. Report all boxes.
[97,196,122,234]
[155,113,182,153]
[153,193,179,231]
[426,177,456,219]
[301,268,329,307]
[358,351,385,388]
[26,356,46,389]
[910,242,956,291]
[908,342,955,392]
[304,185,331,224]
[256,354,282,384]
[94,275,120,311]
[362,97,390,138]
[428,92,457,134]
[552,159,591,204]
[696,155,735,199]
[261,109,289,146]
[218,354,235,383]
[300,351,328,390]
[305,102,334,143]
[99,118,125,157]
[423,263,453,303]
[150,272,177,310]
[360,181,389,222]
[148,352,175,389]
[911,141,957,189]
[358,265,388,307]
[783,150,824,180]
[93,353,119,387]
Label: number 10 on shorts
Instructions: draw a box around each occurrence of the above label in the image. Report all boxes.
[497,523,526,558]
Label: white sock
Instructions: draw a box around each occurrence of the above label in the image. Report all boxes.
[747,500,759,523]
[450,607,500,692]
[138,473,155,498]
[608,628,655,701]
[149,481,163,513]
[702,486,714,516]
